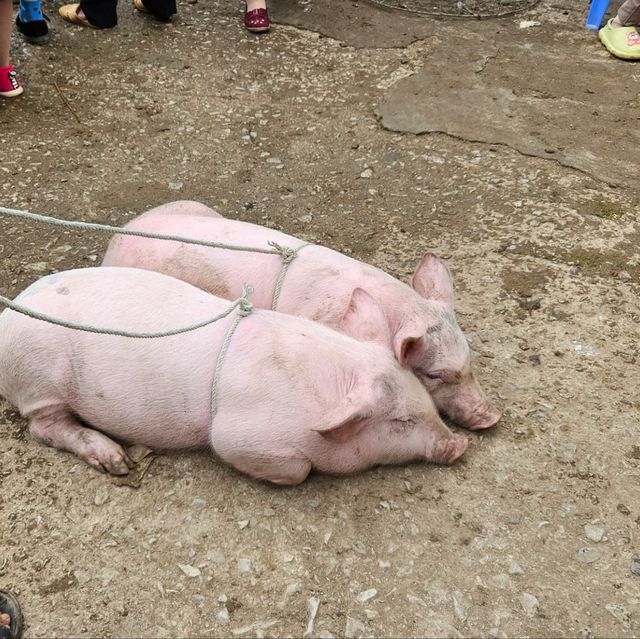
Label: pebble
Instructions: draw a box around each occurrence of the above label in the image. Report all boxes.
[191,498,206,508]
[217,608,230,623]
[178,564,201,578]
[298,214,313,224]
[94,485,109,506]
[378,559,391,569]
[283,552,294,563]
[520,592,539,617]
[452,591,471,621]
[577,547,601,564]
[238,520,249,529]
[584,524,605,543]
[605,603,631,629]
[357,588,377,603]
[359,168,373,179]
[303,597,320,637]
[206,549,225,563]
[267,157,282,164]
[631,558,640,575]
[509,562,524,575]
[345,616,365,638]
[73,570,91,585]
[238,558,252,573]
[168,181,183,190]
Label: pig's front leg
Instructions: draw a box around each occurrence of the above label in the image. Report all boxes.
[29,405,133,475]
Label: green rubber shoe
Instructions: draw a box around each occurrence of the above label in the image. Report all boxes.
[599,19,640,60]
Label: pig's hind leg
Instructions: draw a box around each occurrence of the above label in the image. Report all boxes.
[29,405,133,475]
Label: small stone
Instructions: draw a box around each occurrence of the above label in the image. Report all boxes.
[378,559,391,569]
[206,549,225,563]
[520,592,539,617]
[298,214,313,224]
[357,588,377,603]
[238,558,252,573]
[345,616,365,638]
[584,524,605,543]
[577,547,601,564]
[238,520,249,529]
[359,168,373,179]
[168,181,183,190]
[73,570,91,585]
[283,552,294,563]
[87,254,98,262]
[513,201,523,208]
[509,562,524,575]
[557,442,577,464]
[94,485,109,506]
[617,503,631,515]
[217,608,230,623]
[263,507,275,517]
[191,498,206,508]
[452,590,471,621]
[605,603,631,629]
[266,157,282,164]
[630,558,640,576]
[178,564,201,578]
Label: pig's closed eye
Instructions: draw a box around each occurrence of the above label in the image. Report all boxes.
[424,370,443,380]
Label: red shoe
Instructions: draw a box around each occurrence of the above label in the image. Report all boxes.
[0,65,23,98]
[244,4,269,32]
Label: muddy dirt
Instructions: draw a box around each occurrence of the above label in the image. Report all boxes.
[1,0,639,637]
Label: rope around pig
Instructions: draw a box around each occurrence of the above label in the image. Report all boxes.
[0,206,309,310]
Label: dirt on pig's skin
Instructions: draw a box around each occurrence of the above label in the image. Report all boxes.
[0,0,639,637]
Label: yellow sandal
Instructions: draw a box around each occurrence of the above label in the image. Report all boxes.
[58,3,97,27]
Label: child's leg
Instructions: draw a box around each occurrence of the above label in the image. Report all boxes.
[0,0,12,67]
[0,0,23,96]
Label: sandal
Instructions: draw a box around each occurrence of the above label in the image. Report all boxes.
[58,3,97,28]
[0,590,23,639]
[133,0,149,14]
[599,19,640,60]
[244,3,270,33]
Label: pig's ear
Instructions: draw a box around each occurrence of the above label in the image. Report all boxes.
[393,332,426,368]
[339,288,391,349]
[412,253,455,309]
[312,396,373,443]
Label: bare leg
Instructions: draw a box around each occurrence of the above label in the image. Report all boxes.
[0,0,13,67]
[29,405,133,475]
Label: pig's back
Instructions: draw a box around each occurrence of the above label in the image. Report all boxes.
[0,267,235,448]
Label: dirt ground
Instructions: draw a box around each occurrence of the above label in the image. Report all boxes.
[1,0,639,636]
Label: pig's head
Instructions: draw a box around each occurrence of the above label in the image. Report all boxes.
[313,288,468,467]
[392,254,501,431]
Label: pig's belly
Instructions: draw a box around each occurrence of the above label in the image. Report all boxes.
[65,333,218,449]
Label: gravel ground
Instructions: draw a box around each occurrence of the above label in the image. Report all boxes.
[1,0,639,637]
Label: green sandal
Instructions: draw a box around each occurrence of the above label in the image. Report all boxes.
[599,19,640,60]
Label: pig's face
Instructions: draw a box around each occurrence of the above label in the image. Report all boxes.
[392,254,501,431]
[314,357,468,467]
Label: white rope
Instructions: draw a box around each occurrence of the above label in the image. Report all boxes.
[210,288,253,417]
[0,284,253,339]
[0,206,284,256]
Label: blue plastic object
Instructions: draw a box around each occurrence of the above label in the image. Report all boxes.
[585,0,610,30]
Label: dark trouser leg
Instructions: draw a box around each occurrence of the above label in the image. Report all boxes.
[141,0,176,21]
[618,0,640,25]
[80,0,118,27]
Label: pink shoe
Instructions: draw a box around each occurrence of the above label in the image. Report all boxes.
[0,65,23,98]
[244,4,269,32]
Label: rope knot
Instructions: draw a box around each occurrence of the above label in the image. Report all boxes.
[238,283,254,317]
[268,241,298,264]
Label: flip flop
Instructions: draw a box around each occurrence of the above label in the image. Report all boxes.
[58,3,97,27]
[133,0,150,14]
[0,590,23,639]
[598,19,640,60]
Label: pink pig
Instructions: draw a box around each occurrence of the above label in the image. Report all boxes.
[102,201,500,430]
[0,267,468,484]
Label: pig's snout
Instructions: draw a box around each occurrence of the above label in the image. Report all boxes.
[466,406,501,431]
[433,433,468,465]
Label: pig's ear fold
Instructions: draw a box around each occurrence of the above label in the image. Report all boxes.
[339,288,391,349]
[312,396,373,443]
[412,253,455,309]
[393,332,426,368]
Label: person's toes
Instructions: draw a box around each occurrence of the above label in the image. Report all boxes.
[0,613,10,626]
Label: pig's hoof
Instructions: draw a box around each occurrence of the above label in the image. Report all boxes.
[86,446,133,476]
[436,435,468,465]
